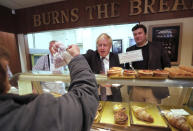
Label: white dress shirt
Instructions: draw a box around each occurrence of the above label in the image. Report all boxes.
[98,54,112,95]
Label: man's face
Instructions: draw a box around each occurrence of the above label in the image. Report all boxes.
[97,37,112,57]
[49,42,56,55]
[133,28,147,46]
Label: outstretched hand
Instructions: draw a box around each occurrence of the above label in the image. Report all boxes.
[67,44,80,57]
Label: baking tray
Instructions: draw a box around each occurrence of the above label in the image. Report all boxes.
[100,101,130,127]
[159,105,193,131]
[138,75,168,79]
[130,102,168,128]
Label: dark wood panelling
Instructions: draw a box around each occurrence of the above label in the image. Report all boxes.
[15,0,193,34]
[0,6,16,33]
[0,32,21,74]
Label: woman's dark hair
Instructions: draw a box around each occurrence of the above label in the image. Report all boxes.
[0,46,10,60]
[132,24,147,34]
[0,62,7,94]
[0,46,10,94]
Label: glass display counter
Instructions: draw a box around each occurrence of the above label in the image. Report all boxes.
[17,71,193,131]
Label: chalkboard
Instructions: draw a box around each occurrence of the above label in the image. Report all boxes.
[149,23,182,65]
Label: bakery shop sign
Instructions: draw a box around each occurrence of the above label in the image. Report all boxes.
[33,0,193,27]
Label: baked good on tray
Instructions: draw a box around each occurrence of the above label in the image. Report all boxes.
[123,69,137,77]
[113,104,128,124]
[153,70,169,77]
[164,111,190,131]
[114,111,128,124]
[138,70,153,77]
[179,65,193,73]
[187,115,193,128]
[94,111,100,121]
[113,104,126,113]
[107,67,122,77]
[97,102,102,111]
[165,67,193,77]
[132,106,154,123]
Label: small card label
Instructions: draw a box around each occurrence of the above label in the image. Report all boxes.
[118,49,143,64]
[170,109,190,116]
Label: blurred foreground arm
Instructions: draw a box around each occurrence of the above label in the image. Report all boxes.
[13,45,98,131]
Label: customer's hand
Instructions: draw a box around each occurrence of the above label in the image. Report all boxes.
[67,44,80,57]
[51,42,65,54]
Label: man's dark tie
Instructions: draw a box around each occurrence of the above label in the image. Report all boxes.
[100,57,107,101]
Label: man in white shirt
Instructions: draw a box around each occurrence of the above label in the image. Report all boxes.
[83,33,122,102]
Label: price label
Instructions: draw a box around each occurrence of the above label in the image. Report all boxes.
[118,49,143,64]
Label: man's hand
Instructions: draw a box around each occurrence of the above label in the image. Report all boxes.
[67,44,80,57]
[51,42,65,55]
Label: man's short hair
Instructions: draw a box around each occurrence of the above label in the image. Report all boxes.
[132,24,147,34]
[96,33,112,46]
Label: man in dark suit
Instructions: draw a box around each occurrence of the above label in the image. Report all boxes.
[84,33,122,102]
[126,24,171,104]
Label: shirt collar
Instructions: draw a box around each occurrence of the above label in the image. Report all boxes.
[100,53,110,61]
[136,41,148,47]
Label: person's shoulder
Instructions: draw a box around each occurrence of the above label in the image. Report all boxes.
[84,49,98,56]
[34,94,56,105]
[126,45,136,51]
[86,49,96,54]
[110,52,118,57]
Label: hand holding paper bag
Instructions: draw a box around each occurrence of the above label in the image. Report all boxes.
[53,44,80,68]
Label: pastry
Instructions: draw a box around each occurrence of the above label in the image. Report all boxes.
[164,111,190,131]
[114,111,128,124]
[97,102,102,111]
[123,69,137,77]
[107,67,123,77]
[187,115,193,128]
[138,70,153,77]
[153,70,169,77]
[94,111,100,121]
[132,106,154,123]
[179,65,193,73]
[113,104,126,113]
[165,67,193,77]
